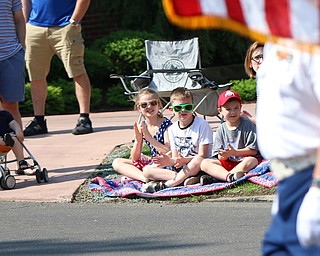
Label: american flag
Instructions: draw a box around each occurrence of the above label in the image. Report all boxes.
[163,0,320,48]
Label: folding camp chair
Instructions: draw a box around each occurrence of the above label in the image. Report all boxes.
[110,38,232,120]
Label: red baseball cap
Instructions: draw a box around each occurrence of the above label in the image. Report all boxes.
[218,90,242,107]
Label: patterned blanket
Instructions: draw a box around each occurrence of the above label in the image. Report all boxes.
[89,161,277,199]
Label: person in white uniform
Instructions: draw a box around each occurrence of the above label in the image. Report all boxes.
[257,42,320,255]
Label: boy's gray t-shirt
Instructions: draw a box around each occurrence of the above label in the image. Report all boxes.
[212,116,260,159]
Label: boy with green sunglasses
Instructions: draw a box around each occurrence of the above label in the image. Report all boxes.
[142,87,213,192]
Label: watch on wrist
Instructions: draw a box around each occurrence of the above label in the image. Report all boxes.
[69,18,79,26]
[312,177,320,188]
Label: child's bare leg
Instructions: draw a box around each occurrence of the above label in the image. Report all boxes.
[201,158,230,181]
[143,165,177,181]
[11,138,24,168]
[230,157,258,174]
[112,158,149,182]
[166,156,203,187]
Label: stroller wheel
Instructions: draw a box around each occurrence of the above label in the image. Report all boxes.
[42,168,49,183]
[35,169,41,183]
[1,175,16,190]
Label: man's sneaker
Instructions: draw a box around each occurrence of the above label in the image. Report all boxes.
[184,175,200,186]
[228,171,245,182]
[72,117,93,135]
[200,175,219,185]
[24,118,48,136]
[3,133,15,147]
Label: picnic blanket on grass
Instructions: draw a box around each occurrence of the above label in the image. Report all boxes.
[90,161,277,199]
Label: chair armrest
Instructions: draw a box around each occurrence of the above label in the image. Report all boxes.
[109,73,151,95]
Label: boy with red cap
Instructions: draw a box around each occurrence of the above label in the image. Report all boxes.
[200,90,262,184]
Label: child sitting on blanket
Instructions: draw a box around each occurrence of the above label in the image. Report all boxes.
[142,87,213,192]
[112,88,172,183]
[200,90,262,184]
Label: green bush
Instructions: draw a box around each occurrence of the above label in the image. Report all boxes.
[19,77,256,116]
[91,30,160,77]
[106,84,134,109]
[230,79,257,102]
[20,83,65,116]
[91,30,160,52]
[20,80,103,116]
[50,80,103,114]
[84,49,109,89]
[105,38,145,75]
[46,86,66,115]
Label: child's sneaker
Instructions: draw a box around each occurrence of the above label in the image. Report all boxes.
[24,118,48,136]
[143,181,165,193]
[184,175,200,186]
[228,171,245,182]
[200,175,219,185]
[72,117,93,135]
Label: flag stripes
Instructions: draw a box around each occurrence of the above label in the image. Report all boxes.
[163,0,320,49]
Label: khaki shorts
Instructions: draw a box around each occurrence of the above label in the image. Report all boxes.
[25,23,86,80]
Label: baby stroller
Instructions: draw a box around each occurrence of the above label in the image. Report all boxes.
[0,136,49,190]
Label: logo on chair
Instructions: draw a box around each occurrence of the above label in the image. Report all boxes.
[163,59,185,83]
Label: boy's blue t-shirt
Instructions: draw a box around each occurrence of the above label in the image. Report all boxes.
[28,0,76,27]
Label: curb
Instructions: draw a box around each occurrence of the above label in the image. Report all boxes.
[204,195,275,203]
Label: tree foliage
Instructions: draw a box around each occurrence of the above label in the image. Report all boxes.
[86,0,252,67]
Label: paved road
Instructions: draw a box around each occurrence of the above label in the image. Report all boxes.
[0,201,271,255]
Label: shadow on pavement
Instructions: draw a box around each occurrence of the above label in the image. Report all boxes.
[0,236,209,255]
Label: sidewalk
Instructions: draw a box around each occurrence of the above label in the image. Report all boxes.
[0,103,256,202]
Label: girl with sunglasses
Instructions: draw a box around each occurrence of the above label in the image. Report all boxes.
[112,88,172,183]
[142,87,213,192]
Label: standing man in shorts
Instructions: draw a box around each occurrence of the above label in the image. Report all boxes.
[22,0,93,136]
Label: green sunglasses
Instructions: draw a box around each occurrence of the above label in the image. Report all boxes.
[171,103,195,113]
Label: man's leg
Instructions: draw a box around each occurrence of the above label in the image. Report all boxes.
[24,23,52,136]
[23,78,48,136]
[30,78,47,116]
[74,73,91,114]
[72,72,93,135]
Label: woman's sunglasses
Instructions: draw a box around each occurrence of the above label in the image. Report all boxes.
[139,100,158,109]
[170,103,194,113]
